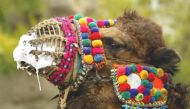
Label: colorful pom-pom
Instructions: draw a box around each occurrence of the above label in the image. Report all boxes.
[143,88,150,96]
[150,88,157,96]
[86,17,94,23]
[150,67,158,75]
[153,77,163,89]
[119,83,131,92]
[81,33,89,39]
[136,65,143,73]
[83,47,91,54]
[79,18,87,25]
[147,82,153,89]
[141,80,149,87]
[161,73,169,83]
[97,20,104,27]
[82,39,91,47]
[143,95,151,104]
[94,54,103,63]
[121,91,131,100]
[125,66,132,75]
[92,48,104,55]
[138,85,145,93]
[117,75,128,84]
[143,66,151,72]
[117,67,126,77]
[91,27,99,33]
[83,55,93,64]
[130,89,138,98]
[140,70,148,79]
[90,32,101,40]
[80,26,89,32]
[104,20,110,26]
[130,64,136,72]
[160,88,168,96]
[157,68,164,77]
[155,90,162,100]
[135,93,144,101]
[150,97,156,103]
[74,13,83,20]
[92,40,103,47]
[88,22,97,28]
[148,73,155,82]
[108,19,114,26]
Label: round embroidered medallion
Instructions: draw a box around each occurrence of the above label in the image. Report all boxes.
[111,64,169,108]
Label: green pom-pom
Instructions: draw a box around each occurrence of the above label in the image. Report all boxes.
[74,13,83,20]
[141,79,149,87]
[88,22,97,28]
[155,90,162,100]
[130,64,136,72]
[82,39,91,47]
[150,67,157,75]
[121,91,131,100]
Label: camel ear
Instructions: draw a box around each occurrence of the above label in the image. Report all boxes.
[149,47,181,75]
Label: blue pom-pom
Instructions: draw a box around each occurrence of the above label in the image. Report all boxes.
[104,20,110,26]
[83,47,91,54]
[130,89,138,98]
[81,33,89,39]
[91,27,99,33]
[164,83,169,89]
[147,82,153,89]
[150,97,156,103]
[143,88,150,96]
[142,66,151,72]
[94,54,103,63]
[125,66,132,75]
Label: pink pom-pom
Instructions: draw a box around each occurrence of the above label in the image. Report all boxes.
[80,26,89,32]
[138,85,145,93]
[86,18,94,23]
[97,20,104,27]
[117,67,126,76]
[136,65,142,73]
[92,48,103,55]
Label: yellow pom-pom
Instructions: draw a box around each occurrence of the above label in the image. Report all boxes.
[160,88,168,96]
[150,87,157,96]
[157,68,164,77]
[117,75,128,84]
[79,18,87,25]
[140,70,148,79]
[92,40,103,47]
[109,19,114,26]
[84,55,93,64]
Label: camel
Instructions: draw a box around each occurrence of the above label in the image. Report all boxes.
[13,10,189,109]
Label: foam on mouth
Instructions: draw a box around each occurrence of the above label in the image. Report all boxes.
[13,32,56,91]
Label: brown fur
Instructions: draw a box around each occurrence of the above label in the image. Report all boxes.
[62,10,189,109]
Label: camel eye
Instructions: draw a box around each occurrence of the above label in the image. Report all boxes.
[102,37,122,50]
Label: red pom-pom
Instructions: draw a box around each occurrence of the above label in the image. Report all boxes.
[68,15,74,19]
[117,67,126,77]
[142,95,151,104]
[80,26,89,32]
[138,85,145,93]
[148,73,155,82]
[97,20,104,27]
[161,73,168,83]
[92,48,103,55]
[90,32,101,40]
[119,83,131,92]
[86,18,94,23]
[136,65,142,73]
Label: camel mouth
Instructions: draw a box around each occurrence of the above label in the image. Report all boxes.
[17,61,37,74]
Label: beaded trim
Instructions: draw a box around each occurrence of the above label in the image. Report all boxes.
[111,64,169,108]
[48,17,78,85]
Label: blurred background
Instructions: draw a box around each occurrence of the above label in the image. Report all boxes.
[0,0,189,109]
